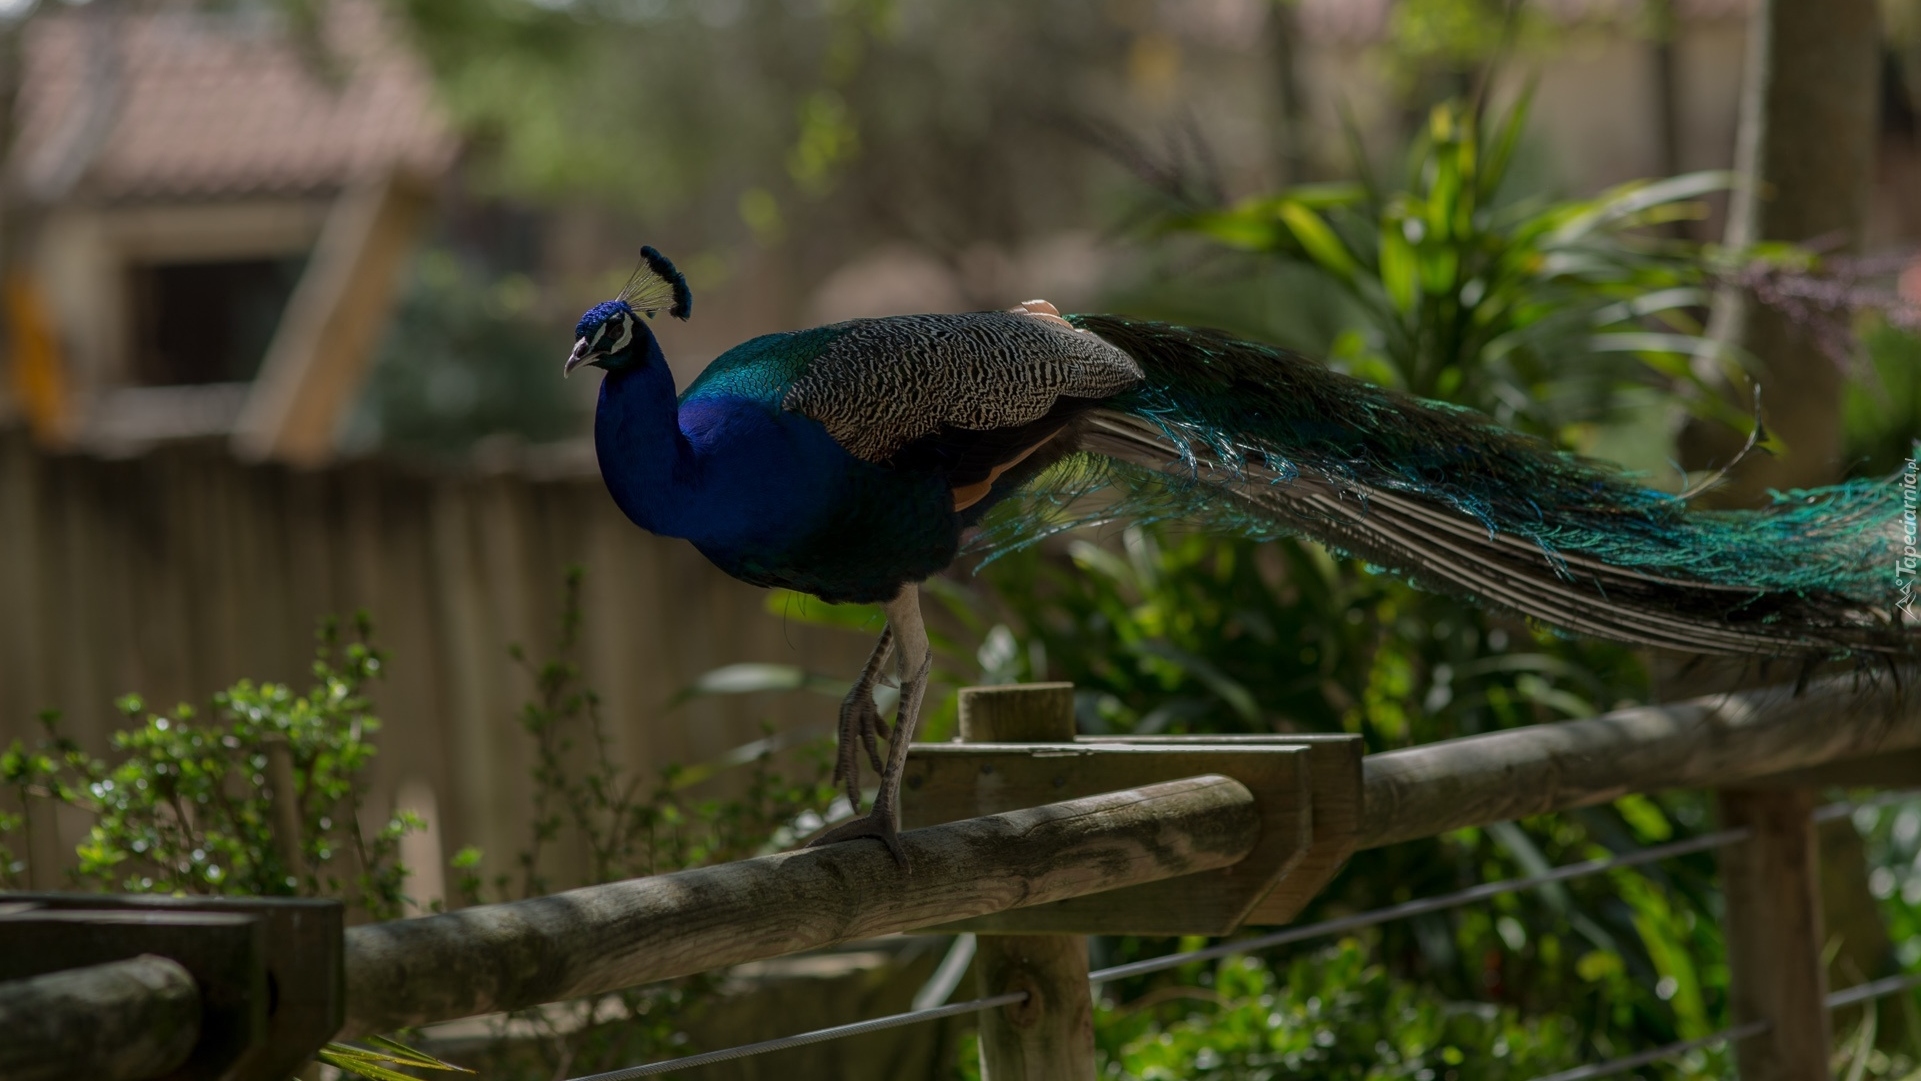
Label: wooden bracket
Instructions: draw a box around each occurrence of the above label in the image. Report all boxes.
[0,893,343,1081]
[902,733,1362,935]
[1081,735,1364,927]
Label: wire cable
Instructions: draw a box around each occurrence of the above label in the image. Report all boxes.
[1813,787,1921,823]
[1828,972,1921,1010]
[1088,828,1749,985]
[1527,1021,1769,1081]
[564,793,1904,1079]
[567,991,1029,1081]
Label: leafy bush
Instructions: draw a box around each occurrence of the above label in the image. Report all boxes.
[1,617,415,921]
[1094,941,1579,1080]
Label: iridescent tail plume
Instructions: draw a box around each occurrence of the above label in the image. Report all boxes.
[1012,315,1912,657]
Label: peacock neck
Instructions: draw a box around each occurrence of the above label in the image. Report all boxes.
[593,347,700,538]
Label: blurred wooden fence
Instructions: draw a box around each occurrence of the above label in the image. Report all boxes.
[0,429,868,899]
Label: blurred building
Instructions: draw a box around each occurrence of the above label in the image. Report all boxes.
[2,1,455,460]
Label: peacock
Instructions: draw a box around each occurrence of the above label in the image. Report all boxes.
[566,247,1913,863]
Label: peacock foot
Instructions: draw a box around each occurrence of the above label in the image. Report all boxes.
[804,804,907,868]
[832,677,893,809]
[832,627,896,809]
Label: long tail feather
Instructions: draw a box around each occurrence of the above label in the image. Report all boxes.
[1025,315,1913,658]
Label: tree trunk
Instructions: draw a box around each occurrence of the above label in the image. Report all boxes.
[1680,0,1882,496]
[1675,0,1899,1047]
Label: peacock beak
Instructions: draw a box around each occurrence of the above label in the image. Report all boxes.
[564,338,593,376]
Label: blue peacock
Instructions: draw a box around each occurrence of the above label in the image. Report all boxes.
[567,247,1913,862]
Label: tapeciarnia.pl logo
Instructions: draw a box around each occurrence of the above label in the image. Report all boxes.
[1899,457,1919,622]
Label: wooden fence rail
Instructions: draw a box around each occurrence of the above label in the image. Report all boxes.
[334,669,1913,1040]
[342,774,1257,1036]
[1,668,1917,1080]
[1358,668,1919,848]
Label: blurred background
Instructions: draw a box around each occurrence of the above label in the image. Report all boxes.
[1,0,1920,1077]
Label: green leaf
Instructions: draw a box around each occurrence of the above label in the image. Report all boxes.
[667,663,850,708]
[1478,84,1534,200]
[1178,207,1287,251]
[1550,171,1736,244]
[1276,201,1359,281]
[1379,219,1419,315]
[318,1038,473,1081]
[761,589,883,633]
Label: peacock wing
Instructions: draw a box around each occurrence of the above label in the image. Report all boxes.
[782,311,1143,463]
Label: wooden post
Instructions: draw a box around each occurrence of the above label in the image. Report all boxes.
[961,683,1098,1081]
[1717,788,1831,1081]
[262,736,306,887]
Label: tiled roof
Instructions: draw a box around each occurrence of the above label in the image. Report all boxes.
[12,2,455,203]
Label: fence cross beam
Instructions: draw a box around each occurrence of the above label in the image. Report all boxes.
[341,767,1259,1036]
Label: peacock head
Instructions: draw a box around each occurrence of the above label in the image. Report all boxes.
[564,245,692,377]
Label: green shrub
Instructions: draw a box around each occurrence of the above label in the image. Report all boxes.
[1,617,415,921]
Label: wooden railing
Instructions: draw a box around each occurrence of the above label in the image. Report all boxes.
[4,670,1918,1080]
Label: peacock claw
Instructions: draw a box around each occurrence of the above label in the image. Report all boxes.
[833,683,892,809]
[804,807,908,868]
[833,625,897,809]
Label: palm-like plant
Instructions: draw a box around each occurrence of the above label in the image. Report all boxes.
[1174,97,1747,445]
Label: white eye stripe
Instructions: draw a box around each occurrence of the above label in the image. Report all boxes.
[608,313,634,354]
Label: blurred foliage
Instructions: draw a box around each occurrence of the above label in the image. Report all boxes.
[1101,940,1578,1080]
[344,250,584,457]
[389,0,1131,275]
[1845,320,1921,478]
[1173,97,1748,456]
[432,565,842,1079]
[0,617,416,921]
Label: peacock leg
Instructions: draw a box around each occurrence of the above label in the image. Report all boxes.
[806,585,929,867]
[833,624,895,810]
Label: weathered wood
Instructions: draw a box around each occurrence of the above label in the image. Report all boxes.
[1718,789,1831,1080]
[975,934,1096,1081]
[340,773,1258,1036]
[905,742,1311,934]
[1075,734,1364,926]
[1359,672,1920,849]
[959,683,1076,742]
[1747,746,1921,790]
[958,684,1098,1081]
[0,954,201,1081]
[263,736,305,883]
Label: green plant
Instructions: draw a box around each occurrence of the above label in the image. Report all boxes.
[1095,940,1580,1080]
[1,617,416,920]
[1171,97,1746,461]
[1844,320,1921,479]
[430,566,841,1080]
[319,1036,474,1081]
